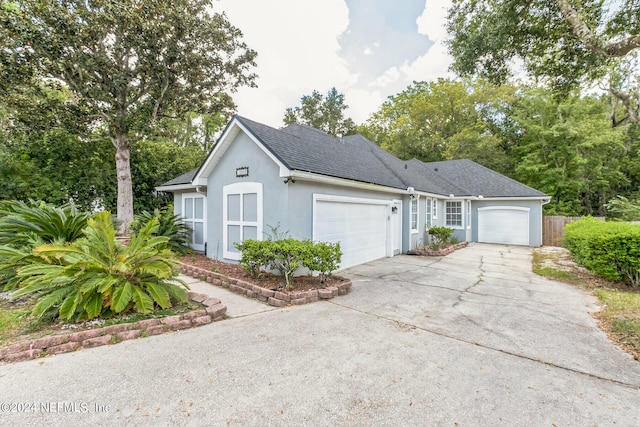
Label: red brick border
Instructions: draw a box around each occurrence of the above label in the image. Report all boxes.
[0,293,226,364]
[177,263,352,308]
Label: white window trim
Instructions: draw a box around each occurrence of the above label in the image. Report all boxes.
[425,197,432,229]
[466,200,472,229]
[432,198,438,219]
[182,192,206,252]
[445,200,464,230]
[410,196,419,234]
[222,182,263,261]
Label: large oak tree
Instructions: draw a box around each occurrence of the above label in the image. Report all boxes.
[446,0,640,125]
[0,0,256,231]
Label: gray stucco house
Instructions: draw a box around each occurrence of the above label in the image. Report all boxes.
[157,115,549,269]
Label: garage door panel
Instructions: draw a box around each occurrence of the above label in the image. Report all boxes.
[314,199,388,269]
[478,207,529,246]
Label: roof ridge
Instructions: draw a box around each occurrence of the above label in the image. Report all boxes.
[367,146,411,189]
[410,159,469,196]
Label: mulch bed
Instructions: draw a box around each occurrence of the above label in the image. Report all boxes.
[177,252,348,293]
[406,241,469,256]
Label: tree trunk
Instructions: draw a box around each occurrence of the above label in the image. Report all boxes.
[115,131,134,234]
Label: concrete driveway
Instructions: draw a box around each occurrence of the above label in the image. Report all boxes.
[0,244,638,426]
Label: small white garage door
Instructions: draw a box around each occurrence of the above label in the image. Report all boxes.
[313,195,390,269]
[478,207,530,246]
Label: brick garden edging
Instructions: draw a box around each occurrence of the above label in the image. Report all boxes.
[177,263,352,307]
[407,241,469,257]
[0,293,226,364]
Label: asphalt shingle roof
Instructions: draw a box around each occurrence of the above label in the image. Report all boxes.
[160,168,198,186]
[161,115,546,198]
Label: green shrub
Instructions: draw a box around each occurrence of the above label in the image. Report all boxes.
[301,241,342,283]
[235,239,275,279]
[428,226,455,249]
[268,239,306,289]
[12,211,188,321]
[130,205,192,255]
[564,217,640,286]
[235,238,342,288]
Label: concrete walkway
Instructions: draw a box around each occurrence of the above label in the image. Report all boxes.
[178,274,274,318]
[0,244,638,426]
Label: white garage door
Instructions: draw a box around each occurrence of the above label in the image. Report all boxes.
[478,207,530,246]
[313,195,390,269]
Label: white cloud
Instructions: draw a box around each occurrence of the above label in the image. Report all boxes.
[345,88,386,123]
[371,66,402,88]
[401,0,454,82]
[212,1,454,127]
[215,0,351,127]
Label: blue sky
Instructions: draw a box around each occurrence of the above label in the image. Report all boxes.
[214,0,452,127]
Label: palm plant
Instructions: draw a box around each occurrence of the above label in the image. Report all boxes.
[130,205,192,255]
[0,200,90,248]
[13,211,188,321]
[0,200,91,290]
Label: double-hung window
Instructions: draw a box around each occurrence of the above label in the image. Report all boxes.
[425,198,433,229]
[445,200,463,228]
[410,197,419,233]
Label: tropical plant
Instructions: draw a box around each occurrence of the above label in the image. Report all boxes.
[0,200,92,290]
[12,211,188,321]
[130,206,192,255]
[0,200,91,248]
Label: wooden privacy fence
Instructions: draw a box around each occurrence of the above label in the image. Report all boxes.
[542,216,605,247]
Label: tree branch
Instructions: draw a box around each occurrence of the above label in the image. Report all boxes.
[609,86,639,124]
[556,0,640,58]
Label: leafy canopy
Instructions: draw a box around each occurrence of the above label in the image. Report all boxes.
[446,0,640,124]
[0,0,257,230]
[284,87,357,137]
[360,78,516,173]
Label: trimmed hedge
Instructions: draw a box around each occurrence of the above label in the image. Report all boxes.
[564,217,640,286]
[234,239,342,289]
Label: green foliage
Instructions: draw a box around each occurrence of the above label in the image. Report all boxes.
[564,218,640,286]
[0,200,91,248]
[0,200,92,290]
[234,240,275,279]
[511,88,630,216]
[235,238,343,289]
[130,138,208,214]
[11,211,188,322]
[446,0,640,122]
[268,239,305,290]
[130,205,192,255]
[300,241,342,283]
[284,87,357,137]
[428,226,455,249]
[361,78,516,174]
[1,0,257,229]
[606,196,640,221]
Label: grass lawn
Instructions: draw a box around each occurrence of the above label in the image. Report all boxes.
[533,247,640,360]
[0,299,32,346]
